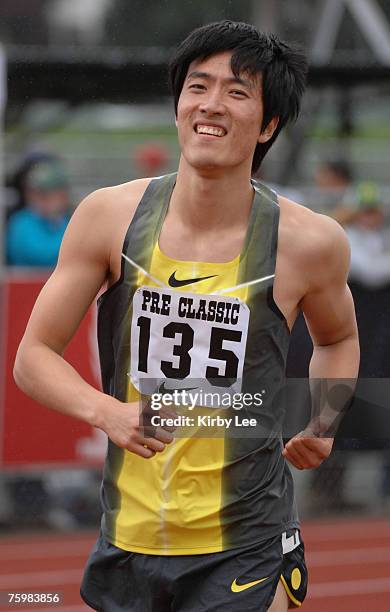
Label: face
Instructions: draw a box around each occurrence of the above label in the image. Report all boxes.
[315,168,348,191]
[356,208,384,230]
[176,51,278,173]
[28,188,69,218]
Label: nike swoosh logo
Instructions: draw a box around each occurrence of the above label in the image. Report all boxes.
[168,271,217,287]
[158,382,198,394]
[231,577,269,593]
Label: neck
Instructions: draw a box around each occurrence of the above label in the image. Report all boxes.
[170,157,255,231]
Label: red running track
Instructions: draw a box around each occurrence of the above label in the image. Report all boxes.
[0,518,389,611]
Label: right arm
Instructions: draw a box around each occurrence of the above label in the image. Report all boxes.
[14,185,172,458]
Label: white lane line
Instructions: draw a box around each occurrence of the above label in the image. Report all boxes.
[0,541,92,560]
[307,546,390,566]
[0,569,83,588]
[309,577,390,598]
[9,541,390,567]
[5,544,390,566]
[2,569,390,601]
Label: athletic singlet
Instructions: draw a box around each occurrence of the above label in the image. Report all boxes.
[97,173,299,555]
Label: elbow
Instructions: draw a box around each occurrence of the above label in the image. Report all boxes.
[342,331,360,373]
[13,344,30,393]
[13,351,24,390]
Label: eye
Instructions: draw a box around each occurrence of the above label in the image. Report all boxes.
[188,83,206,91]
[230,89,248,98]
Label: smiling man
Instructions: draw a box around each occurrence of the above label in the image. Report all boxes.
[14,21,359,611]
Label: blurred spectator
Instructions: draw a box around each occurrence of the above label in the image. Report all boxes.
[6,157,71,266]
[314,158,354,219]
[346,182,390,293]
[315,159,353,198]
[6,151,64,217]
[343,182,390,377]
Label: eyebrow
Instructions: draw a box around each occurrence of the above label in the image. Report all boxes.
[186,70,254,89]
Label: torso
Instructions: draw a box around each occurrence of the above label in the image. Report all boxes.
[98,173,299,554]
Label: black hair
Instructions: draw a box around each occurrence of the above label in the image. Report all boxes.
[321,159,353,183]
[169,20,308,173]
[5,151,62,220]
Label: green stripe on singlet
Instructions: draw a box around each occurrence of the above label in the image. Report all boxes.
[98,174,176,539]
[220,182,292,549]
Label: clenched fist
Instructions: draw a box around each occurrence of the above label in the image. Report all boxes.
[282,431,333,470]
[96,396,175,459]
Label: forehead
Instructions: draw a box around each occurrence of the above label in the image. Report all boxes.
[185,51,261,89]
[187,51,233,74]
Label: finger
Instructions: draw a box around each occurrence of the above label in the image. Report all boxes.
[283,444,307,470]
[153,409,177,432]
[293,439,324,466]
[160,421,177,434]
[139,436,166,453]
[284,438,326,468]
[293,436,333,463]
[130,444,156,459]
[141,405,177,433]
[141,423,157,438]
[298,436,333,454]
[284,438,319,469]
[154,427,174,444]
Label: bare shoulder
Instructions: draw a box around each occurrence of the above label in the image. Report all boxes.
[61,177,153,287]
[72,177,152,222]
[67,179,151,247]
[278,195,350,290]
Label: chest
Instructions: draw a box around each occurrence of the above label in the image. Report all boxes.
[159,218,304,331]
[159,218,247,265]
[110,196,304,330]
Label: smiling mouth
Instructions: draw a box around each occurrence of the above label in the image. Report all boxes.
[195,125,227,137]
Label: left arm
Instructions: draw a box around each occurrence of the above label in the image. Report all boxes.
[283,216,360,469]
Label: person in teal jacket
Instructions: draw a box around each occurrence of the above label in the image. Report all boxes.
[6,159,71,267]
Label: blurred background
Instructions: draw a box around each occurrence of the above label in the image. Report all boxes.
[0,1,390,610]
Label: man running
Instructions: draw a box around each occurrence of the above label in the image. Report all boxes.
[14,21,359,611]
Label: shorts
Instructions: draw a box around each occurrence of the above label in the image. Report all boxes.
[80,529,307,612]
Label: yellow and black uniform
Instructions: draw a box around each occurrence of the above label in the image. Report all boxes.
[81,174,308,610]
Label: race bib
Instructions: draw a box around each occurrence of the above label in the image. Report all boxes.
[130,286,250,405]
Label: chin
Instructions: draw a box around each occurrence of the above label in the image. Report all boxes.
[184,153,231,172]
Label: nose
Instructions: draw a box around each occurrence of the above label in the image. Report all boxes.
[198,89,226,116]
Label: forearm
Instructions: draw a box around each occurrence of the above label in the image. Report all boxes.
[283,333,359,468]
[14,341,117,429]
[307,333,359,436]
[309,333,359,379]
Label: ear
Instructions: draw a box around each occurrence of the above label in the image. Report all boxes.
[258,116,279,143]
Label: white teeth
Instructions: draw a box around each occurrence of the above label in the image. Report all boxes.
[196,125,226,137]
